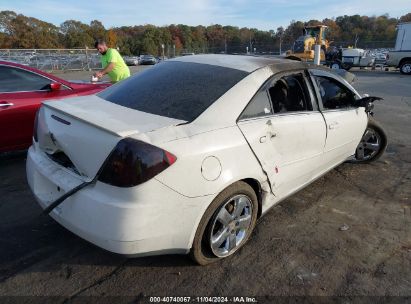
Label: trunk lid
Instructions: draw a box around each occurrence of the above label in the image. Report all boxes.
[36,95,185,180]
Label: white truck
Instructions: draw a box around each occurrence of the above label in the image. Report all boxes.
[386,22,411,75]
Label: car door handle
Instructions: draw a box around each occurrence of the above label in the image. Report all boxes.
[328,121,339,129]
[260,132,276,143]
[0,102,14,108]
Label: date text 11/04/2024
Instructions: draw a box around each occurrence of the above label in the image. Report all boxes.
[149,296,258,303]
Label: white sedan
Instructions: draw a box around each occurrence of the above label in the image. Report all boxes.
[26,55,387,265]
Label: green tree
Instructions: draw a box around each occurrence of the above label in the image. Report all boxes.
[89,20,106,40]
[60,20,93,48]
[0,11,54,48]
[31,19,60,48]
[206,24,226,52]
[106,29,117,48]
[322,18,341,44]
[400,13,411,22]
[283,20,305,45]
[2,10,410,53]
[140,25,164,55]
[0,10,17,40]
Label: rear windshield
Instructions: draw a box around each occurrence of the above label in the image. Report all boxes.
[97,61,248,121]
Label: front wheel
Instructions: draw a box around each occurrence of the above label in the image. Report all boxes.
[190,182,258,265]
[399,60,411,75]
[350,117,387,163]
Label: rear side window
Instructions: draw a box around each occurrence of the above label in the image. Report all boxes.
[239,91,273,120]
[98,61,248,121]
[0,66,51,92]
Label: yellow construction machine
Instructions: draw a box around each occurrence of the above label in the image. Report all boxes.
[286,25,329,62]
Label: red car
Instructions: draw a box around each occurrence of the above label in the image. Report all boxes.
[0,61,111,152]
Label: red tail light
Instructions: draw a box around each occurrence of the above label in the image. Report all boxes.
[98,138,177,187]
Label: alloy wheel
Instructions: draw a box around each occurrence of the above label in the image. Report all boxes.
[401,63,411,74]
[355,127,382,161]
[209,195,253,257]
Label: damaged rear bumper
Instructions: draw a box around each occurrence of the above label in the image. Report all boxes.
[26,145,211,256]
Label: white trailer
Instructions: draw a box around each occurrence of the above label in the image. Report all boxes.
[330,48,375,70]
[341,48,375,68]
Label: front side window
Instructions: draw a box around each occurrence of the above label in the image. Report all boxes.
[0,66,51,92]
[314,76,356,109]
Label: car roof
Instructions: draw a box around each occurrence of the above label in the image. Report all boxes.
[170,54,308,73]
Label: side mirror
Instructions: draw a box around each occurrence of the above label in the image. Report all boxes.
[49,82,61,91]
[353,96,383,113]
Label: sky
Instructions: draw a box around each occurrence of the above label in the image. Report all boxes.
[1,0,411,30]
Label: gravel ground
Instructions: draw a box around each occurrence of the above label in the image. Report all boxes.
[0,66,410,303]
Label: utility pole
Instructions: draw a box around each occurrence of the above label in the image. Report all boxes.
[354,33,359,48]
[85,46,90,71]
[224,38,227,54]
[279,33,283,55]
[249,33,252,54]
[270,30,275,55]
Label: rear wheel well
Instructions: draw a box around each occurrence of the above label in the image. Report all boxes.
[241,178,262,218]
[399,57,411,67]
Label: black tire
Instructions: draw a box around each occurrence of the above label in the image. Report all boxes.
[330,61,341,69]
[350,117,388,163]
[190,181,258,265]
[342,64,352,71]
[399,60,411,75]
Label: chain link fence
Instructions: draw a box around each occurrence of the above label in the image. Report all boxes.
[189,43,293,56]
[204,41,394,55]
[331,40,395,50]
[0,41,395,72]
[0,49,102,71]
